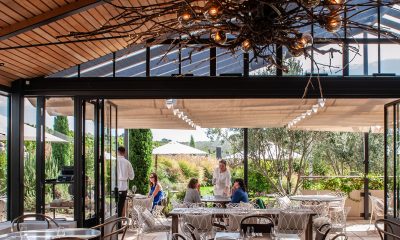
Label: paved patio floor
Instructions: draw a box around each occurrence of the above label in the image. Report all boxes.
[122,219,381,240]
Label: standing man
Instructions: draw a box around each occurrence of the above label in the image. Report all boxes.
[212,160,231,196]
[117,146,134,219]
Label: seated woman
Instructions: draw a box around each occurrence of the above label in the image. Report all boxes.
[147,172,164,209]
[231,178,249,203]
[184,178,201,203]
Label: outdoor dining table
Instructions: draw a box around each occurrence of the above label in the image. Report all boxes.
[0,228,101,239]
[289,195,342,203]
[201,196,231,206]
[169,208,315,240]
[214,231,300,240]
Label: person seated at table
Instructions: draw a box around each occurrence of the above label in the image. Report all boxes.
[147,172,164,209]
[231,178,249,203]
[184,178,201,203]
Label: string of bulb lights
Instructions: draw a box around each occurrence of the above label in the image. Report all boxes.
[166,99,201,129]
[287,98,326,129]
[60,0,399,72]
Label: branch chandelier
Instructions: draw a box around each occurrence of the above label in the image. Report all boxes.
[60,0,399,72]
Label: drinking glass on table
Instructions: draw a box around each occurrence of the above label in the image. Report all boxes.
[57,226,66,237]
[270,226,276,240]
[19,225,28,240]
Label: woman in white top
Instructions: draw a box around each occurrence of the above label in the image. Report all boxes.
[212,160,231,196]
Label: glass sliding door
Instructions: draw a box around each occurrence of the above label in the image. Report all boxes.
[384,100,400,219]
[82,99,104,227]
[104,101,118,220]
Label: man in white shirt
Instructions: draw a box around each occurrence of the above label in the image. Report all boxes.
[117,146,134,219]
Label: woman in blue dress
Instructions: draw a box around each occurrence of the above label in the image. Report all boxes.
[147,172,164,209]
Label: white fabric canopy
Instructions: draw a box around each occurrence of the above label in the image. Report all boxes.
[152,141,207,155]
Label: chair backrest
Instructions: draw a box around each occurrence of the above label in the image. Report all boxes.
[240,215,274,234]
[331,233,348,240]
[91,217,129,240]
[277,196,291,209]
[315,223,331,240]
[182,214,212,231]
[132,197,153,211]
[227,214,247,231]
[173,233,188,240]
[277,210,309,235]
[370,196,384,215]
[301,203,328,217]
[375,219,400,240]
[51,238,82,240]
[183,222,201,240]
[11,214,59,232]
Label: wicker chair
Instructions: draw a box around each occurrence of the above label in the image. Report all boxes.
[331,233,348,240]
[172,233,188,240]
[11,214,59,232]
[375,219,400,240]
[91,217,129,240]
[315,223,331,240]
[240,215,274,234]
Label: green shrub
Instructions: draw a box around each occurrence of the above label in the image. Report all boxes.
[129,129,153,194]
[178,160,199,178]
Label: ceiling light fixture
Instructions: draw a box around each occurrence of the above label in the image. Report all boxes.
[61,0,398,72]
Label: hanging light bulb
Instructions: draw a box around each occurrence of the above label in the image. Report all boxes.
[318,98,326,108]
[211,30,227,45]
[173,109,179,115]
[301,0,320,8]
[307,110,312,115]
[324,13,342,33]
[241,39,252,52]
[203,0,222,21]
[289,47,303,57]
[324,0,344,10]
[177,7,194,26]
[312,104,319,113]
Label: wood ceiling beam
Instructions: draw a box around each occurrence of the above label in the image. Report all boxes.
[0,0,105,41]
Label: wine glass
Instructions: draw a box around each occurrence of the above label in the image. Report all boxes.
[57,227,66,237]
[270,226,276,240]
[19,225,28,240]
[131,185,137,195]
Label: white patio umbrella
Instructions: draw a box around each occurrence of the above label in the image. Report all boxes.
[0,115,67,142]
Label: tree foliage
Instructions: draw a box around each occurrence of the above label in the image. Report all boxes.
[128,129,153,194]
[190,135,195,148]
[52,116,72,169]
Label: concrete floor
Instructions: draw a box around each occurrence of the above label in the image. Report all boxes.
[122,219,382,240]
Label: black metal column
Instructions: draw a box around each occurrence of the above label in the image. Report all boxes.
[124,129,129,159]
[243,128,249,189]
[9,80,25,220]
[363,132,370,220]
[363,32,369,76]
[276,45,283,76]
[36,97,46,214]
[146,46,151,77]
[243,53,249,77]
[210,47,217,76]
[74,96,84,227]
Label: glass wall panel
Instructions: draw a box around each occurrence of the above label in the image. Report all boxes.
[116,48,146,77]
[385,103,396,218]
[151,45,179,76]
[44,98,74,220]
[0,95,8,222]
[80,55,113,77]
[381,44,400,75]
[313,44,343,75]
[217,48,243,75]
[24,98,37,214]
[181,47,210,76]
[281,47,311,75]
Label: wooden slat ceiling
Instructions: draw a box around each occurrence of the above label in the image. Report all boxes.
[41,98,394,132]
[0,0,154,86]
